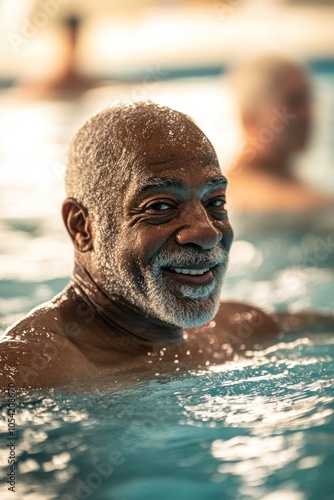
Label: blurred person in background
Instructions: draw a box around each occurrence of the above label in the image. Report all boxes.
[227,55,334,214]
[14,14,102,100]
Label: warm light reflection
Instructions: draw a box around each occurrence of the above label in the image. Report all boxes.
[211,434,304,491]
[180,336,334,432]
[228,240,263,276]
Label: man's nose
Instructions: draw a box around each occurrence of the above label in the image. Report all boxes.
[175,204,223,250]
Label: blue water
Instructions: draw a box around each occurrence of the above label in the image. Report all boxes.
[1,335,334,500]
[0,72,334,499]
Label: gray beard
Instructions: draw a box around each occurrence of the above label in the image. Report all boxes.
[93,224,228,328]
[141,247,228,327]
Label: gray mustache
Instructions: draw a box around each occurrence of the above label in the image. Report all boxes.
[151,247,228,268]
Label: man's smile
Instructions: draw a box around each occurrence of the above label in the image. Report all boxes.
[163,263,221,286]
[170,267,211,275]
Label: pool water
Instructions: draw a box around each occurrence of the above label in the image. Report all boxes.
[1,335,334,500]
[0,71,334,499]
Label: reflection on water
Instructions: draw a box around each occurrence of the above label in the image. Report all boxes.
[0,332,333,499]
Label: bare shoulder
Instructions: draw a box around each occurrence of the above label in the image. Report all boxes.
[0,308,96,390]
[228,168,334,212]
[215,301,280,345]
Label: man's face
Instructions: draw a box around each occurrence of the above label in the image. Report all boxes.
[92,117,233,328]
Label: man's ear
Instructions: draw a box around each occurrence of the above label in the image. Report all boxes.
[62,198,93,252]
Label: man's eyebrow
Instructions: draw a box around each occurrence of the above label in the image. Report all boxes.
[206,175,228,188]
[137,178,184,196]
[136,175,228,196]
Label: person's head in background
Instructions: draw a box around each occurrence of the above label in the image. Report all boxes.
[12,12,101,100]
[61,14,82,64]
[231,55,313,176]
[227,56,334,213]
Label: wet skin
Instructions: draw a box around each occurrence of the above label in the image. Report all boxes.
[1,113,328,390]
[106,154,232,326]
[0,286,280,390]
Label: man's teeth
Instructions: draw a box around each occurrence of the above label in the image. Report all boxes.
[172,268,210,275]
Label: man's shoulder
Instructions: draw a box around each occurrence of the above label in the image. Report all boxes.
[1,302,72,349]
[215,300,280,345]
[0,308,95,390]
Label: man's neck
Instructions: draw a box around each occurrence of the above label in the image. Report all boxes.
[70,264,183,347]
[237,145,294,179]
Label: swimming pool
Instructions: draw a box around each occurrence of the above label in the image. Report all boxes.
[0,71,334,499]
[1,331,334,499]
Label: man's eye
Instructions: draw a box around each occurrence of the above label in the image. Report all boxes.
[209,199,226,208]
[147,202,171,211]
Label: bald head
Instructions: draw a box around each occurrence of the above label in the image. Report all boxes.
[231,56,312,154]
[232,56,310,116]
[66,101,214,216]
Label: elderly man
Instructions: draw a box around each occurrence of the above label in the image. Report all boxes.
[0,102,330,389]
